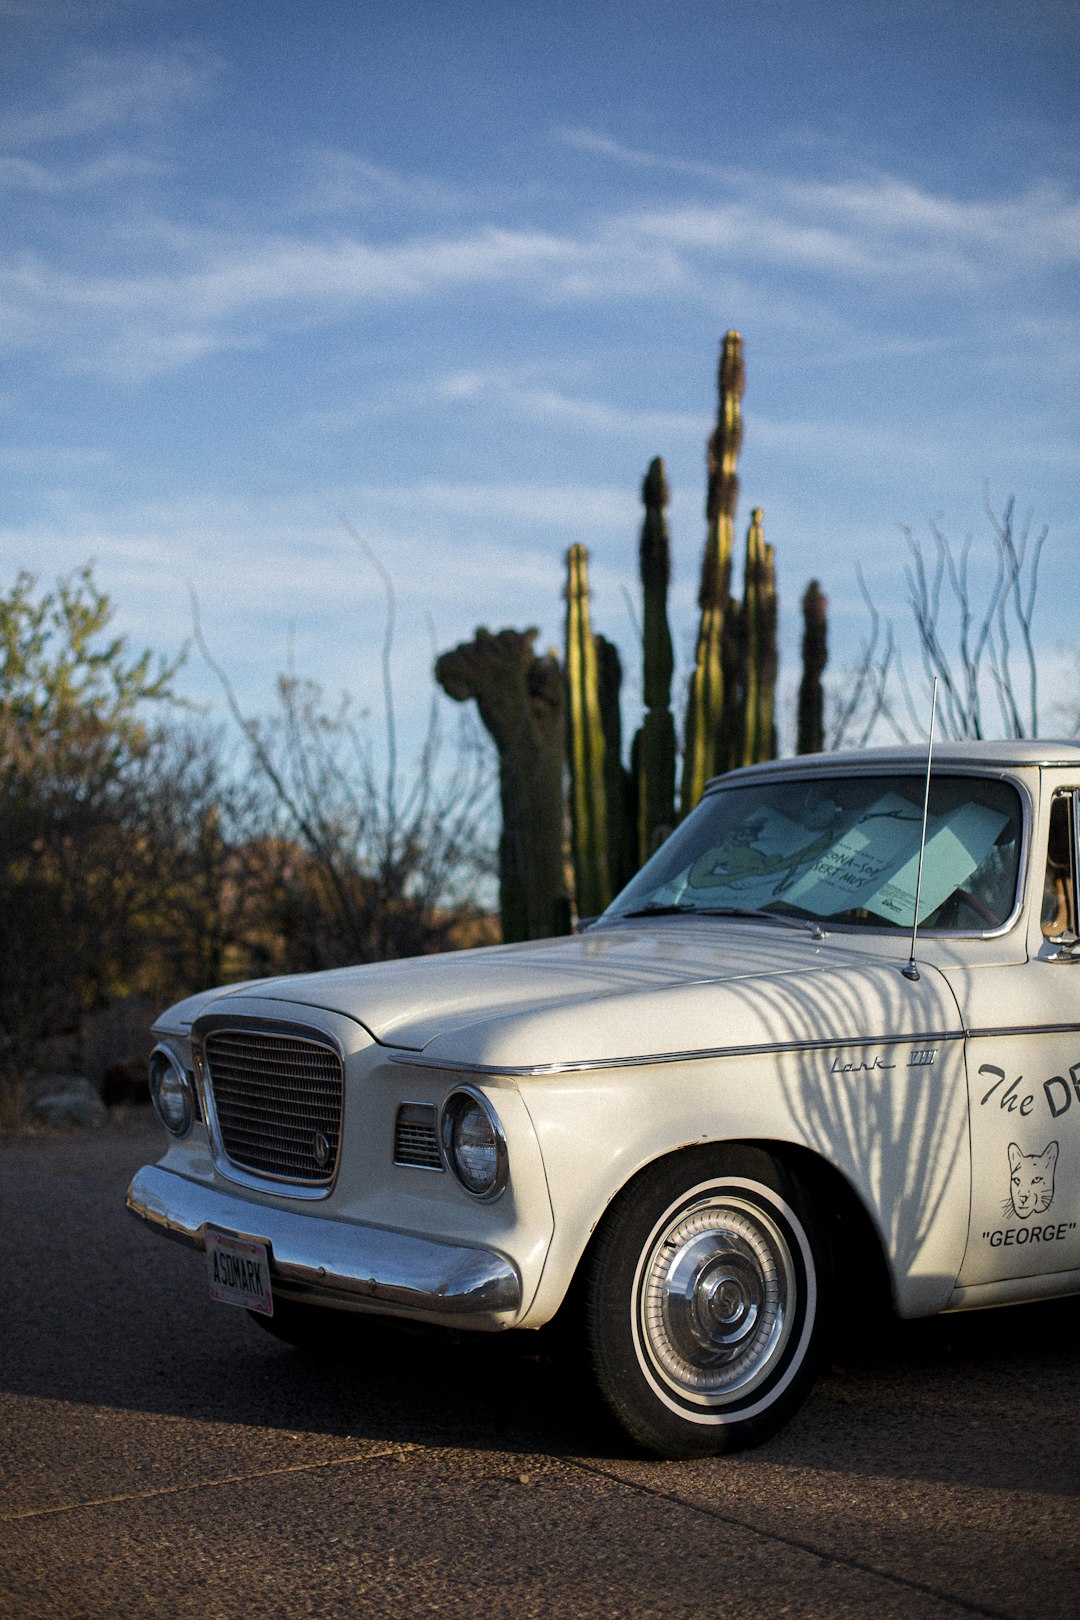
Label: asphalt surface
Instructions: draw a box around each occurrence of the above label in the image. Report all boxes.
[1,1117,1078,1620]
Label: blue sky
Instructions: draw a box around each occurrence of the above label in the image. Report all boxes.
[2,0,1078,761]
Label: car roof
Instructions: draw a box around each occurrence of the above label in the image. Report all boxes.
[708,739,1080,791]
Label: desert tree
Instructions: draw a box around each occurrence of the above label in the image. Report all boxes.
[194,536,496,971]
[832,493,1051,746]
[0,566,183,1104]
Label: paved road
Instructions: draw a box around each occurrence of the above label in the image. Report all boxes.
[1,1117,1078,1619]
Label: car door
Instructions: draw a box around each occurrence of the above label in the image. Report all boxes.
[956,777,1080,1289]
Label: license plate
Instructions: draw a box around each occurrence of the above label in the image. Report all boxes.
[206,1229,273,1316]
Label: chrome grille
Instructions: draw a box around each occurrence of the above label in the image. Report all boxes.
[394,1103,442,1170]
[203,1028,343,1186]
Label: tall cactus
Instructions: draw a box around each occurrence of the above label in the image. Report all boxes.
[564,544,611,918]
[739,507,778,765]
[436,330,820,943]
[797,580,828,754]
[636,457,677,861]
[718,595,744,777]
[595,633,635,896]
[681,330,744,814]
[434,627,568,941]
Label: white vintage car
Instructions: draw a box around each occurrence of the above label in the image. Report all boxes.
[128,741,1080,1457]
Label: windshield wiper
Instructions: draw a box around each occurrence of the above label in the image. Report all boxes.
[618,903,696,918]
[618,903,825,939]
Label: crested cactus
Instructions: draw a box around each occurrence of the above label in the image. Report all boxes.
[636,456,677,860]
[565,544,611,918]
[797,580,828,754]
[681,330,744,814]
[435,627,568,941]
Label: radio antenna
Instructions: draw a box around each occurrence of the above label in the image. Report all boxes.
[902,678,939,983]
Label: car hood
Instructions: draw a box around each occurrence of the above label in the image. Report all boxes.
[165,921,962,1071]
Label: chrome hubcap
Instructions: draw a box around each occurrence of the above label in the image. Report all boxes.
[639,1196,796,1403]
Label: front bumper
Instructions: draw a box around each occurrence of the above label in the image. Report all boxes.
[126,1164,522,1324]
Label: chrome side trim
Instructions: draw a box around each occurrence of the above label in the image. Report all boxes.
[965,1023,1080,1040]
[126,1165,521,1317]
[387,1029,966,1078]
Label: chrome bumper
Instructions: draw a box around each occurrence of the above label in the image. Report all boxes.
[125,1164,522,1320]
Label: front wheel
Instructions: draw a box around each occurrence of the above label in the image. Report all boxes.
[585,1146,832,1458]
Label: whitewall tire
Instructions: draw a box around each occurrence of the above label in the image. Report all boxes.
[585,1146,832,1457]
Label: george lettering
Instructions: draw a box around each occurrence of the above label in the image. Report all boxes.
[983,1221,1075,1247]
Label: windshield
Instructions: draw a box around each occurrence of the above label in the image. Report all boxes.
[604,772,1023,932]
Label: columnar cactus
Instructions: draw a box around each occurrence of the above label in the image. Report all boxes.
[437,331,813,940]
[434,627,568,941]
[595,632,635,896]
[797,580,828,754]
[681,330,744,814]
[739,507,778,766]
[636,457,677,860]
[564,544,611,918]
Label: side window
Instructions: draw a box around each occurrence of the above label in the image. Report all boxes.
[1042,792,1077,940]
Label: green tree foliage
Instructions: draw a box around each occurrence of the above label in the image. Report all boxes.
[0,566,183,1091]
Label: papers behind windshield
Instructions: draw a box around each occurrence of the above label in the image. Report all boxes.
[684,792,1008,923]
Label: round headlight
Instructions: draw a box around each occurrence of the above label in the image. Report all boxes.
[440,1088,507,1200]
[149,1044,193,1136]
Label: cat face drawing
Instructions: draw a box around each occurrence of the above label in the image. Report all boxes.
[1005,1141,1058,1220]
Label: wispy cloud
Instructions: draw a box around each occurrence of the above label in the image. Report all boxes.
[0,150,167,192]
[433,370,706,440]
[3,99,1078,380]
[0,444,114,471]
[0,209,846,377]
[561,127,1080,279]
[290,149,480,217]
[0,482,621,719]
[0,44,217,148]
[556,127,737,185]
[353,478,635,533]
[0,222,585,376]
